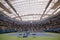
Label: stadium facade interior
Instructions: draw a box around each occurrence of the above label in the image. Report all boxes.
[0,0,60,40]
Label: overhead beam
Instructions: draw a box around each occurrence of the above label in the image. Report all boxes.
[13,14,51,19]
[0,11,10,17]
[44,0,59,15]
[40,0,52,20]
[52,7,60,15]
[5,0,22,21]
[45,7,60,20]
[0,2,12,14]
[51,0,60,9]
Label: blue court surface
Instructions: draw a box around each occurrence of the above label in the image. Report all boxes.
[0,32,60,40]
[5,32,55,37]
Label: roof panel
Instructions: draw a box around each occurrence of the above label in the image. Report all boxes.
[0,0,59,21]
